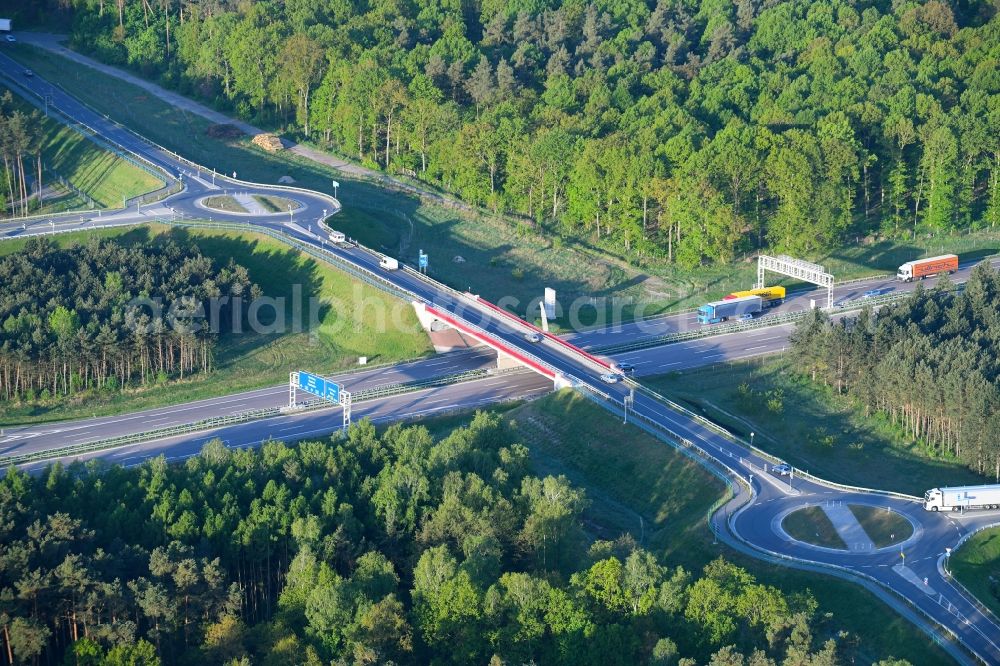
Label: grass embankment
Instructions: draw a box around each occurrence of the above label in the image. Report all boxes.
[849,505,913,548]
[202,195,248,213]
[415,390,949,664]
[647,356,985,496]
[951,527,1000,620]
[8,44,1000,328]
[0,224,432,425]
[782,506,848,550]
[1,84,162,211]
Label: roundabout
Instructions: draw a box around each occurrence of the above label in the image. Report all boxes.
[777,502,917,553]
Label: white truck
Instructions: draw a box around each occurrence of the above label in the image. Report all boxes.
[379,256,399,271]
[923,484,1000,512]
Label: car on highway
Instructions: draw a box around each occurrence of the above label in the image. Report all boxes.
[599,372,622,384]
[615,362,635,375]
[739,312,754,320]
[523,331,543,343]
[22,68,33,77]
[5,35,15,43]
[772,462,792,476]
[863,286,893,298]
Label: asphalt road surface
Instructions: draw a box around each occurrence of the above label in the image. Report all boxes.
[16,370,554,475]
[0,348,499,459]
[1,54,998,664]
[567,256,999,351]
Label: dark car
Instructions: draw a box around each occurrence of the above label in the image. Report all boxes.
[615,362,635,375]
[23,68,33,77]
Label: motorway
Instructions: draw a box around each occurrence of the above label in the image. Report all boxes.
[15,370,554,475]
[2,56,999,664]
[567,257,998,351]
[0,348,500,459]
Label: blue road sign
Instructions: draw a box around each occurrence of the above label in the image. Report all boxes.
[297,371,340,403]
[418,251,428,269]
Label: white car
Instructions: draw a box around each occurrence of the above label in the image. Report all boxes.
[5,35,15,43]
[523,332,542,343]
[599,373,621,384]
[772,463,792,476]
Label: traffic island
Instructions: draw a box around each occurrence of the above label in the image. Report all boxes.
[251,194,299,213]
[201,194,249,213]
[781,506,848,550]
[198,194,303,216]
[848,504,913,548]
[778,502,918,553]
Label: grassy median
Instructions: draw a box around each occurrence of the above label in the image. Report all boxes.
[0,224,432,425]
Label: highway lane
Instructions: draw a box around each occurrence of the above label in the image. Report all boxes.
[567,257,999,351]
[2,58,998,663]
[0,326,788,460]
[18,370,554,473]
[611,325,793,376]
[0,348,498,458]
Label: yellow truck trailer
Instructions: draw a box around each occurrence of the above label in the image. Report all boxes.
[724,286,786,306]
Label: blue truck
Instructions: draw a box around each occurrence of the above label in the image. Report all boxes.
[697,295,763,324]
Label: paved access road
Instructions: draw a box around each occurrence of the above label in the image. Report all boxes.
[2,56,998,664]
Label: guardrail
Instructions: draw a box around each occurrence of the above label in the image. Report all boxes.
[0,406,281,466]
[0,366,530,467]
[0,207,100,224]
[591,290,916,355]
[0,70,175,185]
[942,522,1000,628]
[171,218,417,299]
[630,379,923,501]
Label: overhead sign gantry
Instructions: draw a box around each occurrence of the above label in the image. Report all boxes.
[290,371,351,430]
[757,255,834,310]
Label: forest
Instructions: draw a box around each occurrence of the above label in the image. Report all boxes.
[0,92,45,218]
[0,413,913,665]
[0,237,258,402]
[789,263,1000,478]
[16,0,1000,266]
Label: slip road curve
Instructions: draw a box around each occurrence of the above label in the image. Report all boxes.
[1,56,998,665]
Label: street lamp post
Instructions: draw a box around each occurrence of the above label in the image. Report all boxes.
[750,431,755,448]
[288,205,293,225]
[623,389,634,424]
